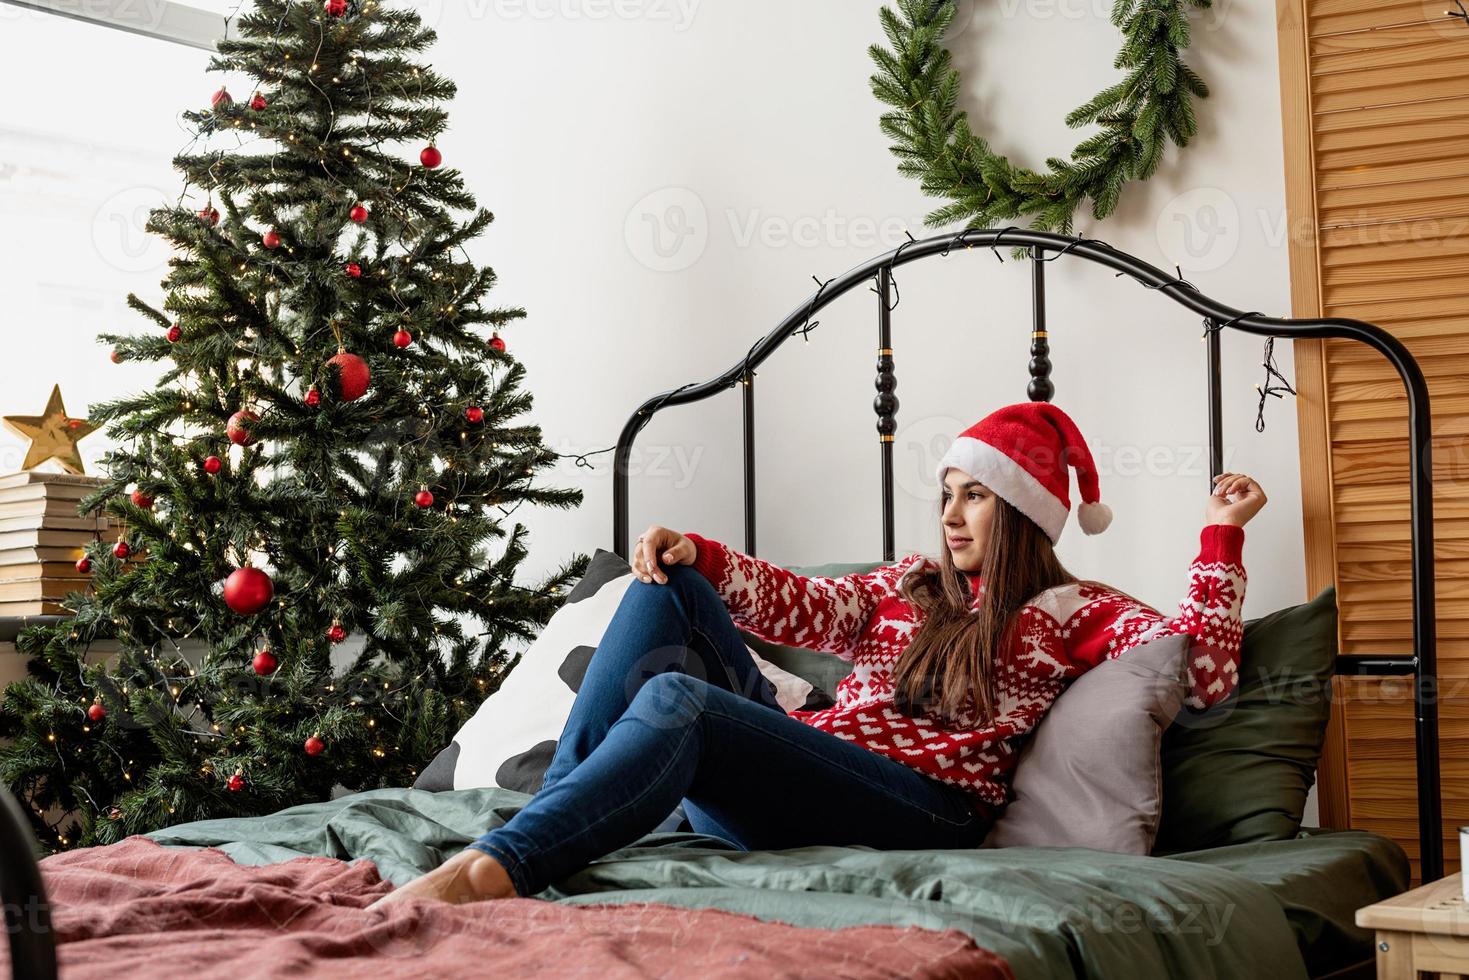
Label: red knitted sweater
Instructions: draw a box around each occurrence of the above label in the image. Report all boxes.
[682,525,1247,812]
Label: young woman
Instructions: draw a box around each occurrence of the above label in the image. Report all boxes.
[372,402,1263,907]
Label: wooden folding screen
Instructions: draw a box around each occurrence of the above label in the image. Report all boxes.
[1275,0,1469,885]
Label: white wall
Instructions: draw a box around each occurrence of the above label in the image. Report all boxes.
[0,0,1318,819]
[432,1,1308,612]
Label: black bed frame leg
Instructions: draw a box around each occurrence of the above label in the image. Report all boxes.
[876,266,897,563]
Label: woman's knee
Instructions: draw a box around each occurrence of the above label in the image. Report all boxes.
[622,562,717,619]
[628,671,718,730]
[643,561,716,599]
[636,670,710,701]
[617,572,688,629]
[625,562,706,602]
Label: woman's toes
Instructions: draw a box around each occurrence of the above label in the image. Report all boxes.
[367,877,439,909]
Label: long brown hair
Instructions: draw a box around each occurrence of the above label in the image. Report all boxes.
[892,494,1078,729]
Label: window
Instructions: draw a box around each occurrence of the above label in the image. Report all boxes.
[1,0,228,49]
[0,9,214,472]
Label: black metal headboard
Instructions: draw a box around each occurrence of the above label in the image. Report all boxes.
[610,227,1443,883]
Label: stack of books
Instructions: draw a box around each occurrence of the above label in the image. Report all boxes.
[0,471,115,617]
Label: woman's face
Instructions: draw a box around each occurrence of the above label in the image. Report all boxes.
[941,469,996,572]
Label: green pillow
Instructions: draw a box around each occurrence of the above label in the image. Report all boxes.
[1152,585,1338,854]
[734,558,879,708]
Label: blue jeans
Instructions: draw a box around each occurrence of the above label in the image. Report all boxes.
[468,562,994,897]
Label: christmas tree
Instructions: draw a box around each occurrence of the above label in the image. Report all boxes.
[0,0,589,851]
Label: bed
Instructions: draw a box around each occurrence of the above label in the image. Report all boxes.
[152,787,1409,977]
[1,228,1441,979]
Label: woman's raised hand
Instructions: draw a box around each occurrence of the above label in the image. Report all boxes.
[633,524,696,584]
[1206,472,1267,528]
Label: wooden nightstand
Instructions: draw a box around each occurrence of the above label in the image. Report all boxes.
[1356,872,1469,978]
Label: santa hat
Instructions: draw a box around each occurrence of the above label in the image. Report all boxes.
[934,402,1112,545]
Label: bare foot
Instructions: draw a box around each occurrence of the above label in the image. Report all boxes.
[368,847,517,909]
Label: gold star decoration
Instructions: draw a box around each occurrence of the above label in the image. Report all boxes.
[2,385,98,475]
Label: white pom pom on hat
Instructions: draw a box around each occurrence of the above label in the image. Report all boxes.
[934,402,1111,545]
[1076,500,1113,535]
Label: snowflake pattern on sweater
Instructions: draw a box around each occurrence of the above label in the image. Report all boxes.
[682,525,1247,812]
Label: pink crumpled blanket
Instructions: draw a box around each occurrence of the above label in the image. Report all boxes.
[2,836,1014,979]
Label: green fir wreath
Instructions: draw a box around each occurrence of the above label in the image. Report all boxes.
[869,0,1211,235]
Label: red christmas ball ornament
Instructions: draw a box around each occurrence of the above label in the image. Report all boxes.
[250,92,267,111]
[227,409,259,446]
[199,206,220,227]
[326,622,347,644]
[262,229,282,250]
[345,262,363,279]
[489,332,506,352]
[167,325,183,343]
[113,540,132,560]
[326,350,371,401]
[223,566,274,616]
[465,406,484,424]
[88,702,107,723]
[304,735,326,757]
[227,771,245,792]
[75,556,92,574]
[252,649,278,675]
[414,488,435,509]
[325,0,348,15]
[211,86,233,110]
[130,489,155,510]
[350,204,370,224]
[110,349,122,364]
[203,454,223,475]
[392,329,413,349]
[305,386,321,407]
[420,145,443,169]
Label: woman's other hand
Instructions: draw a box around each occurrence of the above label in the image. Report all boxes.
[1206,472,1267,528]
[633,524,696,584]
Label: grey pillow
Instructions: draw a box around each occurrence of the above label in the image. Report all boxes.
[981,633,1191,854]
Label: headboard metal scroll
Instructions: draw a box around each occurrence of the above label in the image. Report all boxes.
[611,227,1444,883]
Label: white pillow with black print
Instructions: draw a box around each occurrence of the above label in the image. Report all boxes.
[414,549,812,832]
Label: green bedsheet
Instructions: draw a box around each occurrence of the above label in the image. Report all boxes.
[147,787,1408,980]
